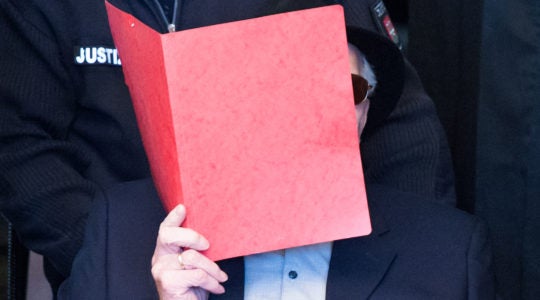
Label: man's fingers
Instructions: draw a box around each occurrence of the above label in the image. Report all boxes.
[152,204,226,297]
[156,226,210,251]
[154,204,210,257]
[180,250,228,282]
[161,204,187,227]
[155,269,226,295]
[153,250,227,283]
[182,269,226,294]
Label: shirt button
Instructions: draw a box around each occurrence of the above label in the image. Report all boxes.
[288,270,298,279]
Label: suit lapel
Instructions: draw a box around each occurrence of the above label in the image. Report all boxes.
[326,198,396,299]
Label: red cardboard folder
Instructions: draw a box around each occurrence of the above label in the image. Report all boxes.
[105,2,371,260]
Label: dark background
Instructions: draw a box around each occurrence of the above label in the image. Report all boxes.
[2,0,539,299]
[1,219,7,299]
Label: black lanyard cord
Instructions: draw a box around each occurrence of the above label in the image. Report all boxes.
[153,0,180,32]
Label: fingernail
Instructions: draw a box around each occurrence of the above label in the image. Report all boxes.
[200,237,210,250]
[217,285,226,294]
[220,271,228,282]
[175,204,185,215]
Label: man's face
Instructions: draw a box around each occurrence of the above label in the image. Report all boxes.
[348,44,370,138]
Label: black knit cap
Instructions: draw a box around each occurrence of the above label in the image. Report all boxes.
[346,26,405,137]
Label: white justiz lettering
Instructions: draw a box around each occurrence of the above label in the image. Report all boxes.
[74,46,122,66]
[75,47,86,64]
[85,47,97,63]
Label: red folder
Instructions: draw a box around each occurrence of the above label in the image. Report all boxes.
[105,2,371,260]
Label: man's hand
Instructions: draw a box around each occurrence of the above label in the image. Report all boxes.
[151,205,228,300]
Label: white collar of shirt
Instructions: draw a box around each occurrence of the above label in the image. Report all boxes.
[244,242,332,300]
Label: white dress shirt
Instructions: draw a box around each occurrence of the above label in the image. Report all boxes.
[244,242,332,300]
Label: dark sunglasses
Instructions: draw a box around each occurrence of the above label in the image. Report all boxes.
[351,73,373,105]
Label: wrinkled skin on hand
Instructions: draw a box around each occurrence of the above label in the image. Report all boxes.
[152,205,228,300]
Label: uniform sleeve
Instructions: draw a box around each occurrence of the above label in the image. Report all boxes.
[56,187,108,300]
[58,179,164,299]
[0,0,95,277]
[466,219,497,299]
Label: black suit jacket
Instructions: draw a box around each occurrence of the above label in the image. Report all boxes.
[58,179,495,299]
